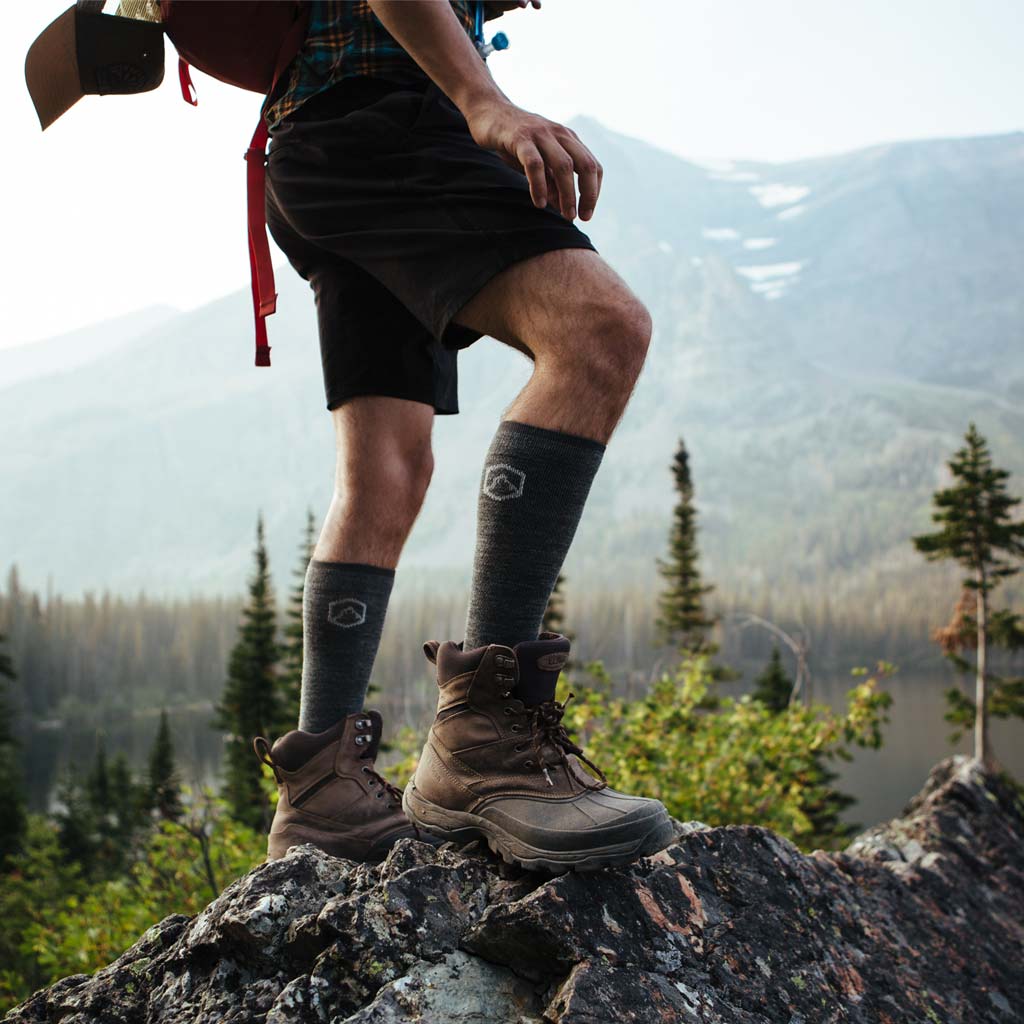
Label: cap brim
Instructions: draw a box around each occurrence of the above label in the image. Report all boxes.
[25,5,82,131]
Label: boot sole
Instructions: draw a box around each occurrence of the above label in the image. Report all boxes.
[403,780,675,874]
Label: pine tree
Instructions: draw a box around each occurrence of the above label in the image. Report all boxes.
[279,510,316,733]
[752,645,793,712]
[215,515,282,830]
[656,438,716,651]
[0,631,27,864]
[655,438,722,660]
[86,736,111,812]
[912,423,1024,766]
[147,709,182,821]
[108,752,146,848]
[750,643,856,843]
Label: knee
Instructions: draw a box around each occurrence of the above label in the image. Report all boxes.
[579,292,652,396]
[337,443,434,528]
[379,445,434,524]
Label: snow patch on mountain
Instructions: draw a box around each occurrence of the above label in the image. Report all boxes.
[750,183,811,208]
[736,260,806,301]
[778,204,807,220]
[702,227,741,241]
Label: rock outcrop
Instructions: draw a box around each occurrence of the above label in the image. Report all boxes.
[6,756,1023,1024]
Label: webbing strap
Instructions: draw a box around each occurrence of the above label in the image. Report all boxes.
[243,8,311,367]
[245,119,274,367]
[177,6,310,368]
[178,57,197,105]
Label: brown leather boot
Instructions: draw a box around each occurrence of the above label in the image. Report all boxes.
[403,631,675,873]
[254,709,422,862]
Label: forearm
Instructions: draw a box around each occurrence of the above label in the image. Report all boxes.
[367,0,509,116]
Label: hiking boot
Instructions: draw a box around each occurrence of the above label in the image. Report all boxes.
[403,631,675,873]
[254,709,423,862]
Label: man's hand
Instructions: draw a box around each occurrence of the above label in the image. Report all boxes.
[464,99,603,222]
[367,0,601,220]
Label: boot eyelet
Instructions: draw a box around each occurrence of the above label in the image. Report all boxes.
[356,718,371,729]
[503,707,514,716]
[500,690,512,698]
[376,791,383,799]
[367,779,377,787]
[514,744,524,752]
[361,765,370,774]
[524,760,535,768]
[355,735,368,745]
[510,724,522,732]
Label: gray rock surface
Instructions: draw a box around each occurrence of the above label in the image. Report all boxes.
[6,756,1023,1023]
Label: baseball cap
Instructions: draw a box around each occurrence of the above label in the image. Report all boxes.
[25,4,164,130]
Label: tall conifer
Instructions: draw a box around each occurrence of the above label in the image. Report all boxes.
[913,423,1024,766]
[147,709,182,820]
[215,515,282,829]
[752,645,793,711]
[656,438,718,654]
[0,631,27,863]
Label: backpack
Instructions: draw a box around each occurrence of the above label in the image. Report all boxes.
[159,1,312,366]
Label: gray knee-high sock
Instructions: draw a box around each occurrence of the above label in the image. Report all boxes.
[298,560,395,733]
[463,420,605,651]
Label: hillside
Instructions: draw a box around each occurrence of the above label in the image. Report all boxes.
[1,129,1022,596]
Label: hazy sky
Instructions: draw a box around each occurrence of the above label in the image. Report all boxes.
[2,0,1021,352]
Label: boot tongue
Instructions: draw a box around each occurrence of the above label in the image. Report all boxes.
[512,634,571,706]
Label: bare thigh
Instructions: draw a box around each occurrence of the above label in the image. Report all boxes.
[451,248,645,361]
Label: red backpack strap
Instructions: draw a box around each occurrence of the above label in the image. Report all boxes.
[178,57,197,105]
[243,7,311,368]
[246,118,274,367]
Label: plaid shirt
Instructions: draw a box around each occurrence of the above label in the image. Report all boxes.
[262,1,478,131]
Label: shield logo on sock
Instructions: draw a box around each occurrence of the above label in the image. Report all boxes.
[328,598,367,628]
[483,463,526,501]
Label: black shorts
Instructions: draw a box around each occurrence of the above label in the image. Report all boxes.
[265,77,597,415]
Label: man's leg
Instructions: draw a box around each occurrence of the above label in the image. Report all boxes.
[406,248,672,870]
[298,395,435,733]
[453,247,652,650]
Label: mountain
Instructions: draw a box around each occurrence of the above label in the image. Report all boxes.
[1,129,1022,597]
[0,306,178,388]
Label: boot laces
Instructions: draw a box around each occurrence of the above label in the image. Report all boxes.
[360,757,427,841]
[527,693,607,791]
[360,757,404,810]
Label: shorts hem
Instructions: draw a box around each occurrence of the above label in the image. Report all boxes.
[434,234,598,351]
[326,383,458,416]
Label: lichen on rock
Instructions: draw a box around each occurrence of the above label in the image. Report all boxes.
[5,756,1023,1024]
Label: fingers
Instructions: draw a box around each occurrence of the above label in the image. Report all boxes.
[561,134,602,221]
[536,135,578,219]
[510,120,602,220]
[516,139,548,210]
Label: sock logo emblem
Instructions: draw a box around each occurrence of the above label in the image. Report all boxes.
[482,463,526,501]
[327,598,367,628]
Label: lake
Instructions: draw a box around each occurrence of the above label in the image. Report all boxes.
[23,670,1023,835]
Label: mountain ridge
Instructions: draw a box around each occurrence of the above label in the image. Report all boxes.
[2,127,1021,596]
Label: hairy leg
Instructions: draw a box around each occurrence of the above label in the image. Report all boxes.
[315,395,436,566]
[453,248,652,649]
[299,396,435,732]
[452,248,652,443]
